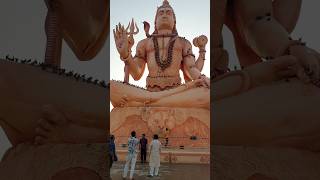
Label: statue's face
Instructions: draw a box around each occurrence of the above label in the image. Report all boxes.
[156,7,175,31]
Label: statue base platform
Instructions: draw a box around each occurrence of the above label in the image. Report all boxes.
[116,147,209,164]
[0,143,108,180]
[110,107,210,148]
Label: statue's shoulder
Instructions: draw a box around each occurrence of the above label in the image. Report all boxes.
[136,38,149,48]
[177,36,192,47]
[177,36,191,43]
[138,38,149,43]
[177,36,187,41]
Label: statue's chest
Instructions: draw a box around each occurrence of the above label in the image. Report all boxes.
[145,38,183,70]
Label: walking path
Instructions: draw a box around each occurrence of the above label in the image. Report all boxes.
[110,162,210,180]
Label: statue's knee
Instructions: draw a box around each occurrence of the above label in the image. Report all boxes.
[52,167,102,180]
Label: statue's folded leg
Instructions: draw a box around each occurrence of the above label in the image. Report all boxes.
[0,105,107,146]
[110,80,209,108]
[35,105,106,145]
[35,120,107,145]
[213,79,320,151]
[149,87,210,109]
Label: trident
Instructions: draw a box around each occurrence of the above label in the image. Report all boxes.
[124,18,139,83]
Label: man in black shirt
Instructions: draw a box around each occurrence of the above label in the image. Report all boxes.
[139,134,148,163]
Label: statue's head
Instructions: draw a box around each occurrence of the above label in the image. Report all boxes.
[154,0,177,35]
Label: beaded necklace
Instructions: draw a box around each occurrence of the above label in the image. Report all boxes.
[152,35,177,70]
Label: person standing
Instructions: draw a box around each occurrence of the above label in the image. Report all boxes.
[109,134,117,169]
[164,128,169,148]
[123,131,139,180]
[148,134,161,177]
[139,134,148,163]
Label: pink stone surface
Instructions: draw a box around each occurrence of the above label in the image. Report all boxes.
[110,107,209,148]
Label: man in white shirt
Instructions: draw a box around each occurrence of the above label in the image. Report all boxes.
[123,131,139,180]
[148,134,162,177]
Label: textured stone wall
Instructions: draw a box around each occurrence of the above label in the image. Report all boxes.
[111,107,210,148]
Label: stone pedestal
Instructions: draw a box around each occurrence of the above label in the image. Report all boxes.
[110,107,210,148]
[116,149,210,164]
[0,143,108,180]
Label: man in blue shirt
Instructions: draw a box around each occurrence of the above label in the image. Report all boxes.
[123,131,139,180]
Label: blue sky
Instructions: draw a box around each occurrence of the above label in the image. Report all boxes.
[110,0,211,87]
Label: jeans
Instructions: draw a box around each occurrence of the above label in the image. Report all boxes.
[109,153,113,169]
[149,166,159,176]
[123,153,137,179]
[141,149,147,163]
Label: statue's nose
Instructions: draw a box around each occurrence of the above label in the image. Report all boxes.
[162,14,168,18]
[162,16,169,20]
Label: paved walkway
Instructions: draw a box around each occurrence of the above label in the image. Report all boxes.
[111,162,210,180]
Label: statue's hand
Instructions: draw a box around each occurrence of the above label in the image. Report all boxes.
[119,94,129,107]
[200,75,210,88]
[290,45,320,82]
[244,55,299,87]
[188,76,210,89]
[188,79,205,88]
[113,23,130,59]
[193,35,208,49]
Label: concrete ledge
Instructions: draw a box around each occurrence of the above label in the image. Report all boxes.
[116,149,209,164]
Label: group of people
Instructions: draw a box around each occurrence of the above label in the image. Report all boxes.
[109,131,162,180]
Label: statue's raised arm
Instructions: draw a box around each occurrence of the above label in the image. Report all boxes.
[113,20,146,81]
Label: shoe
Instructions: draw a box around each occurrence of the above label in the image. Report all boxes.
[147,175,153,177]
